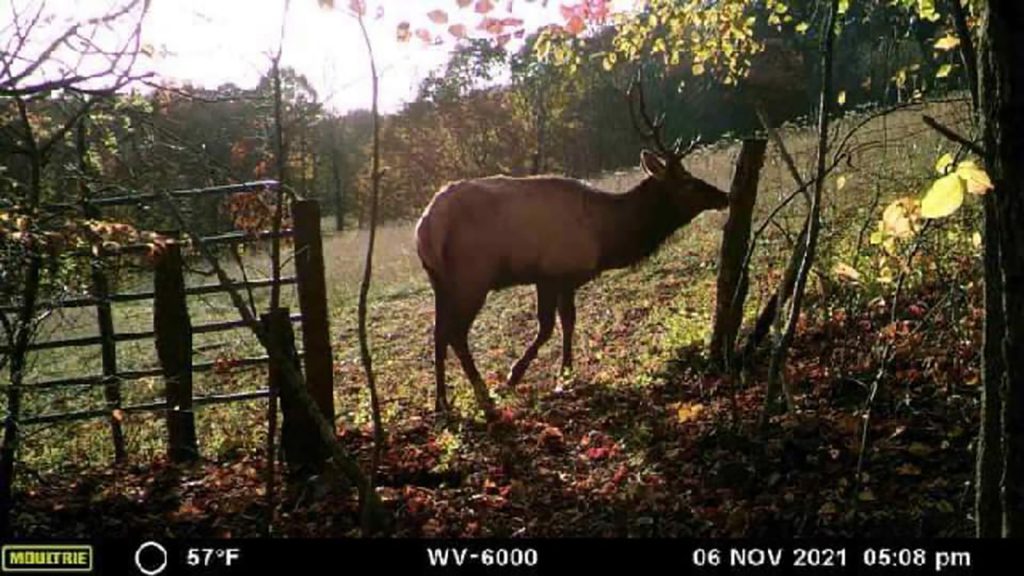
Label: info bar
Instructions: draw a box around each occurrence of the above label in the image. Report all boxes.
[0,539,1008,575]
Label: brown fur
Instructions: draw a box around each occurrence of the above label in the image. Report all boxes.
[416,151,728,415]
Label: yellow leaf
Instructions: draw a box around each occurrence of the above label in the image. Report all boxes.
[882,198,919,238]
[896,463,922,476]
[935,152,954,174]
[795,22,809,34]
[692,62,705,76]
[934,35,960,51]
[921,173,965,219]
[955,161,994,195]
[837,90,846,106]
[936,64,953,79]
[602,52,617,71]
[836,175,847,191]
[972,231,982,248]
[833,262,861,283]
[676,402,704,424]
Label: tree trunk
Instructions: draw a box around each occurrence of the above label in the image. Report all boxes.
[952,0,1003,538]
[332,126,346,232]
[978,0,1024,537]
[978,194,1005,537]
[355,13,385,497]
[0,114,44,536]
[710,138,767,370]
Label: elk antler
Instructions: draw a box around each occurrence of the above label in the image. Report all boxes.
[627,69,701,161]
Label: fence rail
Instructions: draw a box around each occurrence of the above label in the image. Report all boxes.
[24,352,307,391]
[22,389,273,426]
[0,277,297,314]
[0,312,301,354]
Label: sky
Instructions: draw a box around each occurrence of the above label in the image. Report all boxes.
[5,0,636,113]
[140,0,570,113]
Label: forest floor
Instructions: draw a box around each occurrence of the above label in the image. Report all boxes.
[10,101,982,538]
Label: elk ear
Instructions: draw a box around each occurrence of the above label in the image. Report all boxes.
[640,149,667,180]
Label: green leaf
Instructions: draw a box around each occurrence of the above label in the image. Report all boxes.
[936,64,952,79]
[921,173,966,219]
[795,22,809,34]
[917,0,941,22]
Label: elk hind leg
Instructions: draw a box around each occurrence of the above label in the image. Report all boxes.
[432,288,451,414]
[557,287,576,375]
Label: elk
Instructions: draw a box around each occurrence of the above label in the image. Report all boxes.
[415,80,729,417]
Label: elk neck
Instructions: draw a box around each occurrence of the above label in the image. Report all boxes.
[595,177,693,270]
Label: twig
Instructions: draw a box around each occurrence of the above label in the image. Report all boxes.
[922,115,986,157]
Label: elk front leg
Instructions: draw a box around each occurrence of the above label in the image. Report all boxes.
[450,335,496,418]
[449,288,496,418]
[506,283,557,387]
[557,288,576,374]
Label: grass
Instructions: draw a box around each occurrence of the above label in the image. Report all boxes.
[6,97,984,537]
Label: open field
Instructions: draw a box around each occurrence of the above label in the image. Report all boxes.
[7,99,983,537]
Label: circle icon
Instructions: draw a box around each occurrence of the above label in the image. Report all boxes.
[134,541,168,576]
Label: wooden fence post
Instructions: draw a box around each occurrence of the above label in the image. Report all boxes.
[291,199,335,469]
[710,138,768,371]
[263,307,322,476]
[154,242,198,462]
[90,239,126,463]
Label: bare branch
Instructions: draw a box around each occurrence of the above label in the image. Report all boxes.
[922,114,986,157]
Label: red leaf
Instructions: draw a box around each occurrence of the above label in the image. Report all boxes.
[396,22,411,42]
[565,15,585,35]
[415,28,434,44]
[448,23,467,38]
[456,0,472,7]
[475,0,495,13]
[348,0,365,16]
[612,464,628,484]
[477,16,503,34]
[428,9,449,24]
[586,446,610,461]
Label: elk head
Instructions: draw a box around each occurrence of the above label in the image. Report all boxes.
[629,75,729,217]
